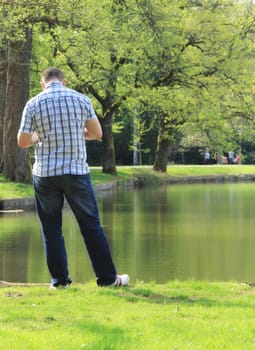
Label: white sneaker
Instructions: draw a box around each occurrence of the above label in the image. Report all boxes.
[113,274,130,287]
[49,284,69,290]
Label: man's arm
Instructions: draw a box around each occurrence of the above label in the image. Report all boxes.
[84,118,102,140]
[17,132,38,148]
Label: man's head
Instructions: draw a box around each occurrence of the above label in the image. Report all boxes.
[41,67,66,88]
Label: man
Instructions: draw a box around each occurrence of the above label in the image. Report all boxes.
[17,67,129,289]
[204,150,210,165]
[228,150,234,164]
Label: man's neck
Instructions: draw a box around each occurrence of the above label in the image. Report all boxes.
[45,80,62,87]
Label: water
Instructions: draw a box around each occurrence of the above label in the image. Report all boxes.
[1,182,255,284]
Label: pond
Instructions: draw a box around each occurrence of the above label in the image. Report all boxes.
[1,182,255,284]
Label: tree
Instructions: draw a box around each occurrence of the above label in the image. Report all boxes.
[0,44,7,171]
[180,0,255,162]
[2,27,32,181]
[128,0,254,172]
[0,0,33,181]
[30,0,161,174]
[0,0,61,181]
[2,0,255,181]
[61,0,138,174]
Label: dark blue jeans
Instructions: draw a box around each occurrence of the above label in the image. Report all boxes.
[33,174,117,286]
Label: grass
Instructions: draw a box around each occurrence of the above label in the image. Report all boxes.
[0,175,35,200]
[0,280,255,349]
[2,169,255,349]
[1,164,255,200]
[166,164,255,177]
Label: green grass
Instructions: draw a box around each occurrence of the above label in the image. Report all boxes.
[1,165,255,200]
[0,280,255,349]
[0,175,34,200]
[166,164,255,177]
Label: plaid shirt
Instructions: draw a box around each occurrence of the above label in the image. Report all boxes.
[19,82,96,177]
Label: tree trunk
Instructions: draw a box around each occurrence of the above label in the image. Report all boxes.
[153,111,172,172]
[153,137,171,173]
[100,114,117,175]
[2,28,32,182]
[0,46,8,172]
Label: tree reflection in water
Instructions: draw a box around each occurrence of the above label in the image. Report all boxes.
[1,182,255,284]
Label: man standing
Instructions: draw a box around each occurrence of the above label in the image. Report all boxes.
[17,67,129,289]
[204,150,210,165]
[228,150,234,164]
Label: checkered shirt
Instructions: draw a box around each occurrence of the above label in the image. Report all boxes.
[19,82,96,177]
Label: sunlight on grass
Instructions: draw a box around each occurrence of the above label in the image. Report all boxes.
[1,165,255,200]
[0,281,254,349]
[166,164,255,176]
[0,175,34,199]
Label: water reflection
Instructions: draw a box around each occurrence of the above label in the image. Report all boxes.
[1,182,255,284]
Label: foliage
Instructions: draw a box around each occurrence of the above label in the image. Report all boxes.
[29,0,255,166]
[1,0,255,179]
[179,0,255,156]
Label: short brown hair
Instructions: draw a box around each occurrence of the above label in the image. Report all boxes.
[41,67,65,83]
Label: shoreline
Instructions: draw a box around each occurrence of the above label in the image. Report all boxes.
[0,173,255,212]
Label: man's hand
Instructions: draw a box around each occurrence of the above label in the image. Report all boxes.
[17,132,38,148]
[84,118,102,140]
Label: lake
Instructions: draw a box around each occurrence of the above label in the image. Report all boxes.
[1,182,255,284]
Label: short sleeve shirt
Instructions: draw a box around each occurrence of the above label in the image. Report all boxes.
[19,82,97,177]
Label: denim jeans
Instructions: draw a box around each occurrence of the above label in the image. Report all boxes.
[33,174,117,286]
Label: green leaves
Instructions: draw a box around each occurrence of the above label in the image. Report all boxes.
[2,0,255,169]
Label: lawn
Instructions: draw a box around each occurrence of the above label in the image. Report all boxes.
[0,280,254,350]
[1,164,255,200]
[166,164,255,177]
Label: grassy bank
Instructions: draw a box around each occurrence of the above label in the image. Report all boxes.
[1,164,255,200]
[0,280,254,349]
[167,164,255,177]
[1,168,255,349]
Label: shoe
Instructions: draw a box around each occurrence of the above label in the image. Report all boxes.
[49,283,70,290]
[112,274,130,287]
[49,284,69,290]
[49,277,72,290]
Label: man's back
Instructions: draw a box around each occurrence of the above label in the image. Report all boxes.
[21,82,96,177]
[17,67,129,288]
